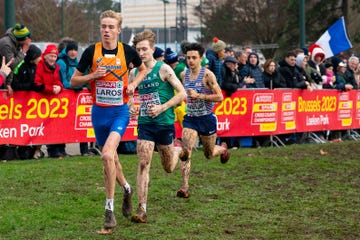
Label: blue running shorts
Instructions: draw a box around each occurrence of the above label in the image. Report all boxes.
[91,104,130,147]
[183,113,217,136]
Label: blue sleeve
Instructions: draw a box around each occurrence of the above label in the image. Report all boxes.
[57,60,71,89]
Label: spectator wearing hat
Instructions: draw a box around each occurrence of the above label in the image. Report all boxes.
[0,23,32,95]
[57,40,94,157]
[34,44,63,94]
[33,44,65,158]
[165,48,186,80]
[206,37,226,86]
[57,41,81,90]
[11,44,44,160]
[221,56,240,97]
[12,44,42,91]
[12,44,45,159]
[334,61,354,91]
[240,52,265,88]
[153,46,165,61]
[308,44,326,77]
[295,54,322,90]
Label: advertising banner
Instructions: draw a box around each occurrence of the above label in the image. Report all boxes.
[1,89,359,145]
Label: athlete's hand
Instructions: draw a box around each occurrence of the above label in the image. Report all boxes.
[129,106,137,119]
[93,65,107,79]
[126,83,136,96]
[147,104,163,118]
[187,88,198,98]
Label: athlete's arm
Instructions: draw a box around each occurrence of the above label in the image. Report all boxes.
[70,67,107,87]
[202,69,224,102]
[127,68,137,118]
[127,63,146,96]
[160,63,186,109]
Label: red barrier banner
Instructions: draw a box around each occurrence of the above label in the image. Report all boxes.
[215,89,360,137]
[1,89,360,145]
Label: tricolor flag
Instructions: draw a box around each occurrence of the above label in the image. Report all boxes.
[315,16,352,59]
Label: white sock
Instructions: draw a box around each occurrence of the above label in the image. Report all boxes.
[105,199,114,212]
[140,203,147,212]
[122,182,131,193]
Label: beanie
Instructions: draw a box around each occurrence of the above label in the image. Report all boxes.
[13,24,31,41]
[301,47,309,56]
[165,48,178,64]
[25,44,42,63]
[43,44,59,56]
[212,37,226,53]
[153,46,164,59]
[296,54,306,68]
[66,41,78,52]
[309,44,325,63]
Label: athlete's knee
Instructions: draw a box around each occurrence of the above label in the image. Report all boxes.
[101,151,113,162]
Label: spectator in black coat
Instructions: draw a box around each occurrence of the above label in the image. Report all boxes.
[278,51,311,90]
[11,44,42,91]
[221,56,241,96]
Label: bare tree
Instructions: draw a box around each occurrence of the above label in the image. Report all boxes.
[196,0,289,58]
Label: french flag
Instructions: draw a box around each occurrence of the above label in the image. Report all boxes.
[315,17,352,59]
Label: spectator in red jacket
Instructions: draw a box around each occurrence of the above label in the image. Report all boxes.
[33,44,66,158]
[34,44,63,94]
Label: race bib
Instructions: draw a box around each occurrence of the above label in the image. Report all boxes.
[95,80,123,105]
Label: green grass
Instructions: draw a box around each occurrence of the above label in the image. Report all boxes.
[0,141,359,239]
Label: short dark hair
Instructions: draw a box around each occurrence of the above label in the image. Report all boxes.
[184,43,205,57]
[285,50,297,58]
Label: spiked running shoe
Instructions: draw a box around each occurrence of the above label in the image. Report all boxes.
[122,186,133,217]
[104,209,116,229]
[220,142,230,164]
[176,189,190,198]
[131,204,147,223]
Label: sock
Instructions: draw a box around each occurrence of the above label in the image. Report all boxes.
[122,182,131,193]
[105,199,114,212]
[140,203,147,212]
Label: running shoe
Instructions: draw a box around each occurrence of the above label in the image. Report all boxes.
[131,204,147,223]
[104,209,116,229]
[122,186,133,217]
[176,189,190,198]
[220,142,230,164]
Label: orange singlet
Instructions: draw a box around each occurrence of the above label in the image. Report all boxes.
[90,42,129,107]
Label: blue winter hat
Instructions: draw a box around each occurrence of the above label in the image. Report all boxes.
[153,46,164,59]
[165,48,178,64]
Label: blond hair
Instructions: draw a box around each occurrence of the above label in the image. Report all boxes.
[132,29,156,47]
[100,10,123,27]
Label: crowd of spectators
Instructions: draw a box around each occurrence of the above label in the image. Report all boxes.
[1,23,360,159]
